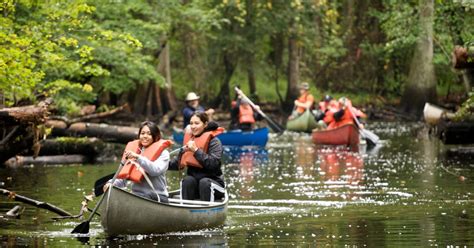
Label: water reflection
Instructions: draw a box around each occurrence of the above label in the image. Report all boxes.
[1,122,474,246]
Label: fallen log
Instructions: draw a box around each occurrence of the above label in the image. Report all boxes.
[46,121,138,144]
[0,188,72,217]
[33,137,103,157]
[48,103,129,124]
[0,99,52,165]
[437,119,474,144]
[4,155,88,168]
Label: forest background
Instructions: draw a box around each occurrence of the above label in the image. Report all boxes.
[1,0,473,120]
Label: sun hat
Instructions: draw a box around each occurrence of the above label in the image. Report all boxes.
[185,92,200,101]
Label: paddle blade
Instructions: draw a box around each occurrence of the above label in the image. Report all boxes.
[94,173,114,197]
[361,129,380,146]
[71,220,90,234]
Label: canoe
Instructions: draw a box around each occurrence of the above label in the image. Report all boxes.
[100,186,228,236]
[173,127,269,147]
[423,102,455,125]
[312,123,359,147]
[286,110,318,133]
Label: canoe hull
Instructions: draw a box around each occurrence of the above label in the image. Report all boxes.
[286,110,318,133]
[100,187,227,236]
[312,124,360,147]
[173,127,269,147]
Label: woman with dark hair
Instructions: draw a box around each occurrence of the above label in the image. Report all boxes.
[104,121,172,203]
[169,112,225,201]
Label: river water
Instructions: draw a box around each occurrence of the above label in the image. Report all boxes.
[1,122,473,246]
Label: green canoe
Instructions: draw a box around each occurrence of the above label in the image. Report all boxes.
[286,109,319,132]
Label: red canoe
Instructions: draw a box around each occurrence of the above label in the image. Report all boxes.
[312,124,360,147]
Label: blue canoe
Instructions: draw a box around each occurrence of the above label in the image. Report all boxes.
[173,127,269,147]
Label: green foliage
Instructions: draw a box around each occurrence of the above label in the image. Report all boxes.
[454,90,474,121]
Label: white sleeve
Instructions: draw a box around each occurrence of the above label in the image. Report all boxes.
[136,150,170,176]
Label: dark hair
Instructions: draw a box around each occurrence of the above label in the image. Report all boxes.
[190,111,209,124]
[138,121,161,142]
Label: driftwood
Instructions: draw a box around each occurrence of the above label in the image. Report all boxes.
[4,155,88,168]
[5,205,24,219]
[0,188,72,217]
[46,121,138,143]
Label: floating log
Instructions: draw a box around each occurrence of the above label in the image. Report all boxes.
[46,121,138,144]
[5,205,24,219]
[4,155,88,168]
[0,188,72,217]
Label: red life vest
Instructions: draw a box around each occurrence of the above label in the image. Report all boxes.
[239,104,255,124]
[117,139,172,183]
[179,127,225,169]
[296,93,315,113]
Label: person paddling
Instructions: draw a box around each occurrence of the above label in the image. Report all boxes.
[230,95,262,131]
[289,82,315,120]
[182,92,215,129]
[169,112,225,201]
[103,121,171,203]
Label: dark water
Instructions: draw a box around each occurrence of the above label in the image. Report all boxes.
[1,122,473,246]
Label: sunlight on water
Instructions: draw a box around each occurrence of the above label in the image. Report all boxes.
[1,122,473,246]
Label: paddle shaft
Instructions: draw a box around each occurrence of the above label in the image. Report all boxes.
[348,106,379,145]
[234,87,284,133]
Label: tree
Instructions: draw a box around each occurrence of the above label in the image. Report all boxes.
[401,0,437,116]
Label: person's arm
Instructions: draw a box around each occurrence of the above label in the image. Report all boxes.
[183,107,194,119]
[168,149,184,171]
[193,138,222,171]
[136,150,170,176]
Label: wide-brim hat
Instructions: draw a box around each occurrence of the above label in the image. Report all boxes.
[185,92,200,101]
[299,82,310,90]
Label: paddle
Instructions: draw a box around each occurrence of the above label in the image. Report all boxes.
[234,87,285,134]
[93,146,184,197]
[348,107,380,147]
[71,162,122,234]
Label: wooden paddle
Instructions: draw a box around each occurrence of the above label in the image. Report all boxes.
[234,87,285,134]
[348,107,380,147]
[93,147,184,197]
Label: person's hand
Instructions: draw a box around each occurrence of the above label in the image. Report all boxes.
[294,100,299,106]
[254,105,261,111]
[186,140,198,153]
[103,182,111,193]
[125,150,139,160]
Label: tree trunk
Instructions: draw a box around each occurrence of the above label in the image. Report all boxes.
[401,0,437,117]
[157,43,178,112]
[212,53,237,109]
[246,53,258,101]
[269,33,285,105]
[286,34,300,110]
[245,0,258,101]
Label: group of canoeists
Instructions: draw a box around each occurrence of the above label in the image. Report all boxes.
[103,83,368,202]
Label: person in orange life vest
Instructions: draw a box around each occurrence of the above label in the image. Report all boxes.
[327,97,366,130]
[103,121,171,203]
[182,92,215,129]
[289,82,315,120]
[314,95,333,121]
[229,96,262,131]
[169,112,225,201]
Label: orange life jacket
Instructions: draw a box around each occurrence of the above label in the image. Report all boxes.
[296,93,315,113]
[179,127,225,169]
[117,139,172,183]
[239,104,255,124]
